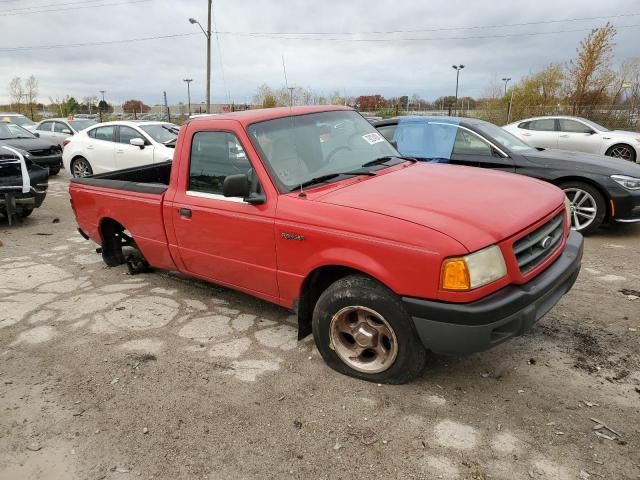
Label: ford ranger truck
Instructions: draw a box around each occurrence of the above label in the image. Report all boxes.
[69,106,583,384]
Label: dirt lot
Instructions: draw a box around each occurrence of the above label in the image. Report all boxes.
[1,173,639,480]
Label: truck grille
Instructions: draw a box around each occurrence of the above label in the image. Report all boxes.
[513,214,564,273]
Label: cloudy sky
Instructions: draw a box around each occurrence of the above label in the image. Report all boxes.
[2,0,639,106]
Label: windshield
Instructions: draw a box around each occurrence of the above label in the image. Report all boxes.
[1,115,35,128]
[578,117,609,132]
[248,110,397,191]
[476,122,533,152]
[0,123,36,139]
[70,119,96,131]
[140,124,179,143]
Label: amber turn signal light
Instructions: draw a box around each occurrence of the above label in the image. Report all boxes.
[441,258,471,291]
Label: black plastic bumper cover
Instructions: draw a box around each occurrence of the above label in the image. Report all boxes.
[403,230,584,354]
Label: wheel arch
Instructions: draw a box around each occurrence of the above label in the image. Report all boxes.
[550,176,612,219]
[294,264,393,340]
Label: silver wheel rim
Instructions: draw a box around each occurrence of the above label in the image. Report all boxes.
[610,145,633,161]
[564,188,597,231]
[72,159,90,177]
[329,306,398,374]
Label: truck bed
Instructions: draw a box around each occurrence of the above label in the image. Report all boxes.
[70,161,172,195]
[69,161,176,271]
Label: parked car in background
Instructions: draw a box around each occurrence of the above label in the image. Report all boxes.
[0,143,49,222]
[34,117,97,148]
[62,121,179,177]
[375,117,640,234]
[503,116,640,163]
[0,122,63,175]
[68,106,583,383]
[0,112,37,131]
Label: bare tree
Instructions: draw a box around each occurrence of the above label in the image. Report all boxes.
[24,75,38,119]
[9,77,24,113]
[567,23,617,114]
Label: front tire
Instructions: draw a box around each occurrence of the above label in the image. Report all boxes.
[312,275,427,384]
[605,144,637,162]
[18,208,34,218]
[560,181,606,235]
[71,157,93,178]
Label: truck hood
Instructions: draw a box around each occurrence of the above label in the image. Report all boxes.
[315,163,564,252]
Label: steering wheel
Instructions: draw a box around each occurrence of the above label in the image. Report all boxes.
[325,132,361,164]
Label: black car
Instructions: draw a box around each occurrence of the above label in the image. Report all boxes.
[0,143,49,223]
[375,116,640,234]
[0,122,63,175]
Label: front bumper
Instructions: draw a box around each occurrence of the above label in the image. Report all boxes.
[30,154,62,170]
[403,230,584,354]
[610,184,640,223]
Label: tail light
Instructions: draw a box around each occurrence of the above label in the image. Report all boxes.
[63,138,71,148]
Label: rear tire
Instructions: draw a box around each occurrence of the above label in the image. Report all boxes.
[71,157,93,178]
[101,221,126,267]
[605,144,637,163]
[312,274,427,384]
[559,181,606,235]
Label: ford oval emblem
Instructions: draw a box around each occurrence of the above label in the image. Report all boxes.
[540,236,553,249]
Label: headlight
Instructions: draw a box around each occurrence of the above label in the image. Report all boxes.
[441,245,507,291]
[611,175,640,190]
[564,196,572,225]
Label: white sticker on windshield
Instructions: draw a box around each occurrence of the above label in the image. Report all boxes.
[361,132,385,145]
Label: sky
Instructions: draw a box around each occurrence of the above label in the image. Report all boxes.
[1,0,639,107]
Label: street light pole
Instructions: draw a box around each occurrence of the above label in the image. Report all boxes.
[501,77,511,95]
[288,87,295,106]
[452,65,465,116]
[183,79,193,116]
[189,2,212,113]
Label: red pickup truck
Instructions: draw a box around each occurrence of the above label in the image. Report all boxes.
[69,106,583,383]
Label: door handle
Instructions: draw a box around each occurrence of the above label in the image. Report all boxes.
[559,134,569,138]
[86,145,94,150]
[178,207,192,218]
[116,149,124,154]
[522,133,532,136]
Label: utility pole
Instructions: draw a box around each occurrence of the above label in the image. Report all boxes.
[99,90,106,122]
[183,79,193,116]
[452,65,465,116]
[189,1,212,113]
[288,87,295,106]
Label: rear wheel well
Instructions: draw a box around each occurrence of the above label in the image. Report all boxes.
[296,265,373,339]
[551,176,612,219]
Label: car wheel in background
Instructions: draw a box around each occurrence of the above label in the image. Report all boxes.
[71,157,93,178]
[312,274,427,384]
[605,144,637,162]
[560,181,606,235]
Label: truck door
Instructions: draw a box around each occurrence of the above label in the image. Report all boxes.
[170,129,279,299]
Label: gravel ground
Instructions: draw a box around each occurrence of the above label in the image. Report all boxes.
[1,172,639,480]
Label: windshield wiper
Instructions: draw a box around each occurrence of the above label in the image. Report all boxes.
[361,155,416,168]
[290,170,376,192]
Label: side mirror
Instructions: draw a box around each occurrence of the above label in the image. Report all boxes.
[586,129,596,135]
[223,174,265,205]
[34,132,40,138]
[130,137,145,148]
[62,129,72,134]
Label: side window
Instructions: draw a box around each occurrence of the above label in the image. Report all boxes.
[93,126,115,142]
[36,121,52,132]
[453,128,492,156]
[53,122,68,133]
[376,125,397,142]
[559,119,591,133]
[189,131,251,195]
[88,128,97,139]
[528,119,556,132]
[118,126,141,144]
[518,121,530,129]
